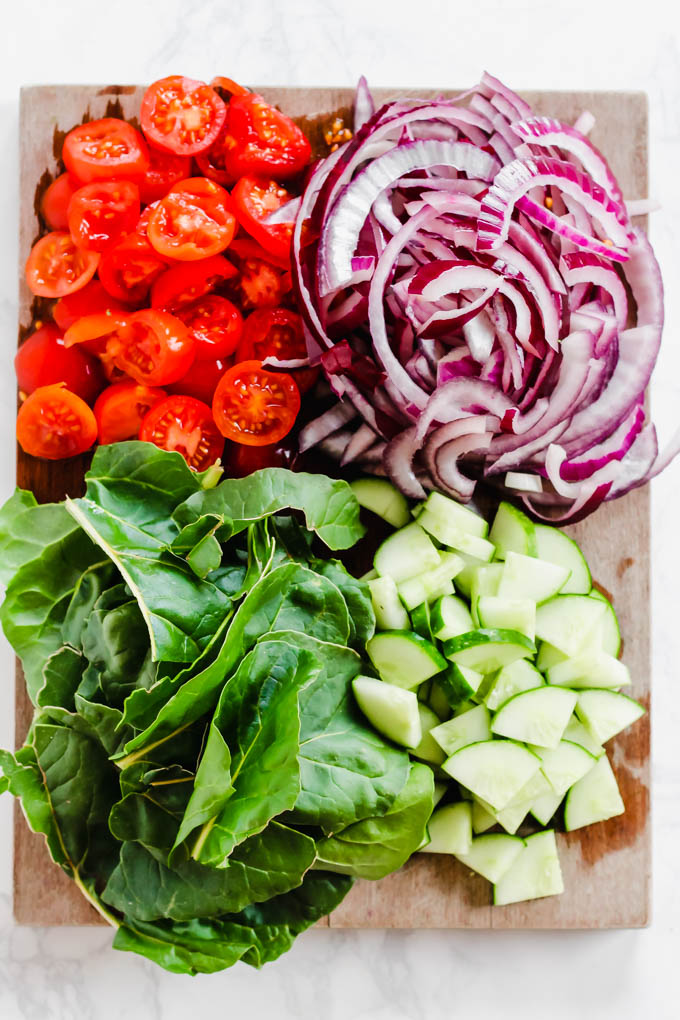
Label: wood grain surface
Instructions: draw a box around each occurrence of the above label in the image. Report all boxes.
[15,85,650,929]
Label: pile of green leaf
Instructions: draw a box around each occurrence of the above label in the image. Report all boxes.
[0,442,433,975]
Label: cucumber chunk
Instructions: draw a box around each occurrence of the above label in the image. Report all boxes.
[562,716,605,758]
[431,703,491,757]
[495,771,553,834]
[477,595,536,641]
[527,739,597,796]
[432,781,448,809]
[575,690,645,744]
[491,687,577,749]
[489,501,538,559]
[536,641,568,672]
[350,477,411,528]
[589,590,621,657]
[535,594,606,656]
[453,551,490,598]
[535,524,591,594]
[472,797,497,834]
[436,663,483,710]
[418,508,495,561]
[411,704,446,765]
[547,650,630,690]
[368,575,410,631]
[397,551,464,610]
[493,830,564,906]
[484,659,544,712]
[421,491,489,538]
[427,679,453,721]
[422,802,472,855]
[443,629,535,674]
[470,563,503,623]
[430,594,474,641]
[498,551,570,603]
[530,789,564,827]
[456,833,525,883]
[352,676,421,748]
[366,630,447,690]
[564,755,624,830]
[410,601,434,641]
[442,739,541,811]
[374,522,441,582]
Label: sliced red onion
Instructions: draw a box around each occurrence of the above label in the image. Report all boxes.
[561,251,628,330]
[298,401,357,452]
[515,195,629,262]
[434,431,494,501]
[573,111,595,136]
[354,76,375,132]
[341,422,379,465]
[264,195,301,225]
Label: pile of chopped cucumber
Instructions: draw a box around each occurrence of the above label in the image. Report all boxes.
[350,479,645,907]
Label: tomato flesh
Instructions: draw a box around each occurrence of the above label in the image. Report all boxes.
[232,175,294,260]
[212,359,300,446]
[167,356,231,404]
[150,254,236,311]
[237,307,318,393]
[140,395,224,470]
[147,177,237,261]
[63,311,130,357]
[139,149,192,204]
[63,118,149,185]
[107,309,195,386]
[41,173,78,231]
[15,322,105,404]
[140,76,226,157]
[16,384,98,460]
[223,94,311,180]
[94,380,166,444]
[98,232,168,304]
[175,295,243,361]
[54,280,128,331]
[67,180,140,252]
[26,231,99,298]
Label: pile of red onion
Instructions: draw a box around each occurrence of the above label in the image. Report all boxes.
[292,73,678,522]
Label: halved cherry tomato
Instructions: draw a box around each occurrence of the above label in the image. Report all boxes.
[63,311,130,357]
[147,177,237,261]
[139,395,224,470]
[106,309,195,386]
[63,118,149,185]
[139,149,192,204]
[194,128,234,187]
[236,307,319,393]
[41,173,78,231]
[150,254,237,311]
[67,180,140,252]
[228,240,292,309]
[98,232,168,304]
[16,383,97,460]
[167,356,231,404]
[140,76,226,157]
[54,280,128,331]
[229,236,291,271]
[15,323,105,404]
[212,359,300,446]
[222,94,311,180]
[25,232,99,298]
[175,295,243,361]
[94,380,166,444]
[231,176,294,261]
[210,77,250,98]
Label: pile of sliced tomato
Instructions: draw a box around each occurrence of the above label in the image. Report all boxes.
[19,75,316,472]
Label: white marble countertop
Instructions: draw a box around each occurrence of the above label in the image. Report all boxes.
[1,1,679,1016]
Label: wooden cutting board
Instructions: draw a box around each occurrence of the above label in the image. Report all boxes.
[14,84,650,929]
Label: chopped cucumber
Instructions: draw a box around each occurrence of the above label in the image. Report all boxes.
[432,782,448,809]
[430,594,474,641]
[493,830,564,905]
[374,522,441,582]
[456,833,525,883]
[350,477,411,528]
[411,704,446,765]
[530,788,564,827]
[535,524,591,594]
[575,690,645,744]
[589,590,621,657]
[535,594,606,656]
[428,679,453,721]
[547,650,630,690]
[397,551,464,610]
[421,491,489,538]
[470,563,503,623]
[366,630,447,690]
[431,703,491,757]
[498,551,570,603]
[562,716,605,758]
[442,739,541,811]
[472,797,497,834]
[436,662,483,710]
[368,575,410,631]
[453,551,489,598]
[495,772,553,834]
[352,676,421,748]
[489,501,537,559]
[484,659,544,712]
[563,755,624,830]
[477,595,536,641]
[443,629,535,674]
[410,601,434,641]
[527,739,597,796]
[418,508,495,561]
[536,641,568,672]
[422,802,472,855]
[491,687,577,749]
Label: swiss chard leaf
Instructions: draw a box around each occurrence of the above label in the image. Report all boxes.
[81,595,156,708]
[311,557,375,648]
[37,646,86,711]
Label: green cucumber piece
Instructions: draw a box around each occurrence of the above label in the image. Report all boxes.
[527,739,597,796]
[411,704,446,765]
[563,754,624,830]
[352,676,421,748]
[472,797,497,834]
[421,491,489,538]
[491,687,577,749]
[432,781,448,809]
[422,802,472,855]
[493,830,564,905]
[489,501,537,559]
[470,563,503,624]
[418,508,495,561]
[535,524,591,594]
[442,739,541,811]
[410,601,434,641]
[397,551,464,610]
[374,522,440,582]
[536,641,568,672]
[494,771,553,834]
[575,689,645,744]
[430,594,474,641]
[453,551,489,598]
[562,716,605,758]
[477,595,536,641]
[498,551,570,603]
[589,590,621,657]
[350,477,411,528]
[443,629,535,674]
[427,680,452,721]
[368,575,410,631]
[547,651,630,690]
[430,703,491,757]
[436,663,483,710]
[366,630,448,690]
[535,594,606,656]
[456,833,525,883]
[484,659,544,712]
[530,788,564,827]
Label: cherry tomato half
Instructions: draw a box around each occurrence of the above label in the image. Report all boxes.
[94,380,167,444]
[16,384,97,460]
[15,322,105,404]
[212,359,300,446]
[150,254,237,311]
[63,118,149,185]
[25,231,99,298]
[210,77,250,98]
[147,177,237,261]
[175,295,243,361]
[139,394,224,471]
[67,180,140,253]
[231,176,294,261]
[63,311,130,357]
[54,280,128,331]
[106,309,195,386]
[140,76,226,157]
[223,94,311,180]
[228,241,292,309]
[98,232,168,304]
[194,127,234,187]
[167,355,231,404]
[139,148,192,204]
[236,307,319,393]
[41,173,78,231]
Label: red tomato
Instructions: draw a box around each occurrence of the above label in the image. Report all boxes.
[98,232,168,304]
[25,232,99,298]
[175,295,243,361]
[228,240,292,309]
[167,356,231,404]
[147,177,237,261]
[106,309,195,386]
[67,180,140,253]
[54,280,128,331]
[231,176,294,260]
[209,77,250,98]
[16,384,98,460]
[212,359,300,446]
[150,254,237,311]
[140,76,226,157]
[237,307,318,393]
[63,118,149,185]
[194,128,234,187]
[139,149,192,204]
[139,395,224,471]
[222,94,311,180]
[229,236,291,271]
[41,173,78,231]
[15,323,105,404]
[94,380,166,444]
[63,311,130,356]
